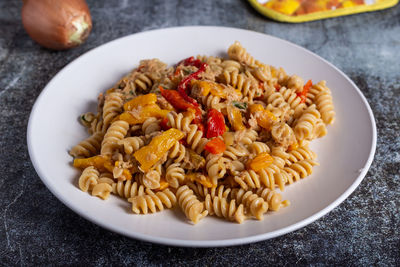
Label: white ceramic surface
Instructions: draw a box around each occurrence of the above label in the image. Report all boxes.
[27,26,376,247]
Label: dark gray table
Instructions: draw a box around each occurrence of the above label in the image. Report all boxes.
[1,0,399,265]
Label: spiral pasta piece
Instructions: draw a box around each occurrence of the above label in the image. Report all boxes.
[255,188,285,211]
[265,91,293,123]
[271,122,296,150]
[204,195,245,223]
[89,116,104,135]
[206,154,228,185]
[78,166,99,192]
[92,182,113,200]
[102,92,124,130]
[165,163,185,188]
[234,170,261,190]
[201,94,223,111]
[305,80,329,106]
[250,141,270,154]
[227,41,263,68]
[315,90,335,125]
[140,168,162,190]
[284,159,319,183]
[235,129,258,145]
[112,180,145,199]
[166,111,194,132]
[167,140,186,164]
[221,70,259,102]
[186,181,209,199]
[293,104,321,141]
[231,188,268,220]
[285,146,316,166]
[286,74,304,92]
[70,132,104,158]
[221,59,241,72]
[130,188,177,214]
[278,86,307,118]
[186,124,208,154]
[118,136,145,155]
[223,145,248,161]
[131,72,154,93]
[101,120,129,155]
[176,185,208,224]
[142,117,161,135]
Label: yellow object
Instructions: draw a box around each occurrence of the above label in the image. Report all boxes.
[249,104,277,130]
[248,0,398,23]
[119,104,169,125]
[264,0,300,15]
[193,80,241,99]
[227,105,246,131]
[248,152,274,172]
[133,128,185,171]
[123,93,157,111]
[157,179,169,191]
[73,155,109,171]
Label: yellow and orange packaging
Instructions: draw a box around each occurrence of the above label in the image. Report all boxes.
[248,0,398,22]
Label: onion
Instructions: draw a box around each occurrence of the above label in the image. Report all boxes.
[22,0,92,50]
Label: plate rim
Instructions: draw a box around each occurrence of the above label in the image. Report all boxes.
[27,25,377,247]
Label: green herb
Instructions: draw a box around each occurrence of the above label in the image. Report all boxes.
[232,101,247,110]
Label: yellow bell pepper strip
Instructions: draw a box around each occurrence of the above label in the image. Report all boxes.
[186,173,214,188]
[192,80,241,99]
[119,104,169,125]
[123,93,157,111]
[73,155,110,171]
[134,128,185,171]
[114,161,132,181]
[249,104,277,130]
[155,179,169,191]
[227,105,246,131]
[248,152,274,172]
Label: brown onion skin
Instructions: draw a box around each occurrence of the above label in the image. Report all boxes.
[22,0,92,50]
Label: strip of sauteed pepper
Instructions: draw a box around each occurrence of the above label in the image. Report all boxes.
[160,86,204,130]
[206,109,226,138]
[177,59,207,106]
[123,93,157,111]
[134,128,185,171]
[119,104,169,125]
[204,138,226,154]
[297,79,312,103]
[248,152,274,172]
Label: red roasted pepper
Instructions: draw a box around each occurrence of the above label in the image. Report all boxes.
[204,138,226,154]
[160,117,170,130]
[160,87,196,111]
[179,56,203,68]
[274,83,281,91]
[297,79,312,103]
[176,58,208,107]
[160,87,204,132]
[206,109,226,138]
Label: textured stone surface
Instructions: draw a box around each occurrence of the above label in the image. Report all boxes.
[0,0,399,265]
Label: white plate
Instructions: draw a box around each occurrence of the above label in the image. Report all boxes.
[27,26,376,247]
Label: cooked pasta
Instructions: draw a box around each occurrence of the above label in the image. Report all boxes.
[70,42,335,225]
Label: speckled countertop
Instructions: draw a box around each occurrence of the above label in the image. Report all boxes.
[0,0,399,265]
